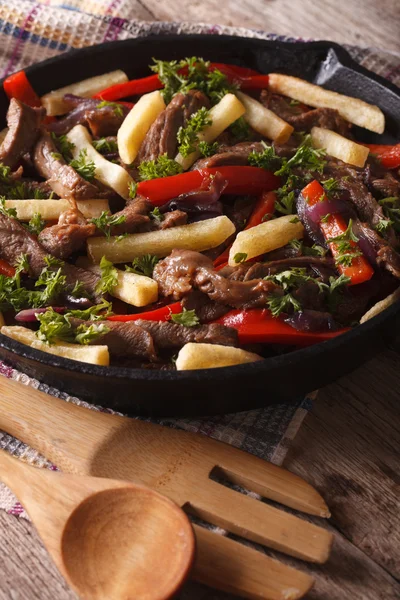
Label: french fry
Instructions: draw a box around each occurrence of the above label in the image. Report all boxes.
[87,215,235,263]
[176,342,263,370]
[175,93,246,170]
[41,70,128,116]
[0,127,8,145]
[236,91,294,143]
[66,125,134,200]
[3,199,110,221]
[76,258,158,307]
[228,214,304,266]
[268,73,385,134]
[311,127,370,168]
[117,90,166,164]
[360,288,400,324]
[1,326,110,366]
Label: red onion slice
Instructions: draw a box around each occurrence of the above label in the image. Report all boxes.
[14,307,66,322]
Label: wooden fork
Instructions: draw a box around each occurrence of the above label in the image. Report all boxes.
[0,376,333,600]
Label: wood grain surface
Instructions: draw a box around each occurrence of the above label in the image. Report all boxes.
[0,1,399,599]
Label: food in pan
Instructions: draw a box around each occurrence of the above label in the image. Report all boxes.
[0,57,399,370]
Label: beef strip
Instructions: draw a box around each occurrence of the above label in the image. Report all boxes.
[33,133,102,199]
[47,95,129,137]
[160,210,188,229]
[0,212,100,299]
[153,249,282,309]
[192,142,264,170]
[134,319,238,348]
[260,90,351,136]
[221,256,336,282]
[38,207,96,259]
[355,221,400,279]
[137,90,210,163]
[370,172,400,198]
[0,99,45,169]
[182,290,230,322]
[69,317,157,360]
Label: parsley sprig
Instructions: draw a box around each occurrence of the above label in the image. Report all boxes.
[69,149,96,181]
[327,219,362,267]
[35,308,110,345]
[274,135,326,177]
[96,100,124,118]
[126,255,159,278]
[51,133,75,162]
[96,256,118,295]
[92,137,119,155]
[170,308,200,327]
[248,142,280,171]
[90,211,127,239]
[138,154,183,180]
[177,107,212,158]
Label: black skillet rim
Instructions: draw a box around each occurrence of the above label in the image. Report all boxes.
[0,33,399,383]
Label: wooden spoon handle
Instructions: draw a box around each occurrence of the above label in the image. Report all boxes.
[0,376,128,473]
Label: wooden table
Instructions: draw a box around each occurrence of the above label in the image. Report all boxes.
[0,1,399,599]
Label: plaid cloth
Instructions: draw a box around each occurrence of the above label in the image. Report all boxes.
[0,2,399,597]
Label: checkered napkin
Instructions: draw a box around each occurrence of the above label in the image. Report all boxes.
[0,2,399,596]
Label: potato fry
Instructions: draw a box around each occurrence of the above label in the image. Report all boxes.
[360,288,400,324]
[228,215,304,266]
[311,127,369,168]
[0,127,8,145]
[236,91,294,143]
[67,125,133,200]
[268,73,385,134]
[1,326,110,366]
[87,215,235,263]
[175,93,246,170]
[117,90,166,164]
[41,70,128,116]
[76,258,158,307]
[176,342,263,370]
[3,199,109,221]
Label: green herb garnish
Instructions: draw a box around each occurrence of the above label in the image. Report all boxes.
[96,100,124,118]
[26,212,45,236]
[233,252,248,264]
[92,138,119,154]
[274,135,326,177]
[170,308,200,327]
[248,142,279,170]
[69,149,96,181]
[149,207,164,223]
[90,211,126,239]
[51,133,75,161]
[126,254,159,278]
[198,140,219,158]
[0,197,17,219]
[177,107,212,157]
[138,154,183,180]
[96,256,118,295]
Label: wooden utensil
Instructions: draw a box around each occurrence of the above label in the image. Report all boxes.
[0,375,333,600]
[0,449,195,600]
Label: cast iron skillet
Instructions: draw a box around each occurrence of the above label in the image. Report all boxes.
[0,35,399,417]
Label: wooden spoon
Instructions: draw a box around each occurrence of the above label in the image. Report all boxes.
[0,449,195,600]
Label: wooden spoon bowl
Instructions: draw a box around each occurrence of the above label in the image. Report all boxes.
[62,487,195,600]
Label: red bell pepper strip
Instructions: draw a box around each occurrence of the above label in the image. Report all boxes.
[302,180,374,285]
[0,259,16,278]
[93,74,162,102]
[215,308,349,346]
[138,167,280,207]
[93,62,268,102]
[108,302,182,323]
[3,70,42,107]
[364,143,400,169]
[213,191,277,268]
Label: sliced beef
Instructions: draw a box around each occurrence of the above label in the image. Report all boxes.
[134,319,238,348]
[192,142,264,170]
[38,207,95,259]
[47,95,129,137]
[153,249,282,309]
[160,210,188,229]
[182,290,230,322]
[33,133,101,199]
[355,220,400,279]
[221,256,336,282]
[260,90,350,136]
[160,171,226,222]
[0,212,100,299]
[137,90,210,163]
[0,99,45,169]
[370,172,400,198]
[69,317,157,360]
